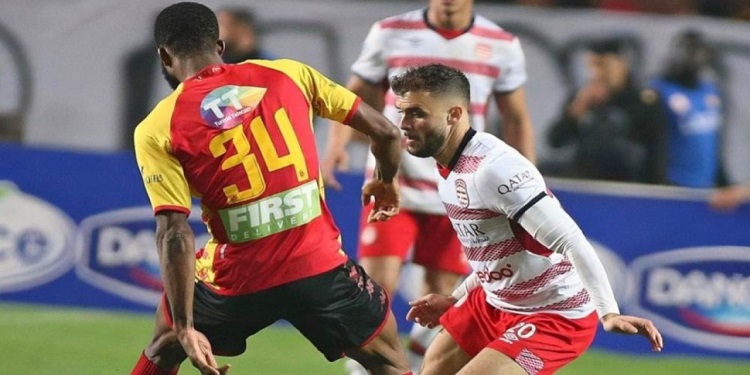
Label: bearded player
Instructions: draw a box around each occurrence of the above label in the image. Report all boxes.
[396,64,663,375]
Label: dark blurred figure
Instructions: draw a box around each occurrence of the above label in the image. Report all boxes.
[120,8,274,150]
[217,7,274,63]
[546,38,667,183]
[649,30,725,188]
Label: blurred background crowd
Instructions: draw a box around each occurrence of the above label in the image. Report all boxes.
[482,0,750,20]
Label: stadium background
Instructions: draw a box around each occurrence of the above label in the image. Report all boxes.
[0,0,749,373]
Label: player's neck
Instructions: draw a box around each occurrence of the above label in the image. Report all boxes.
[434,122,471,166]
[179,54,225,81]
[426,7,473,31]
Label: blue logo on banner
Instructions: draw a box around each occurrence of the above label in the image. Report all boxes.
[0,182,76,292]
[76,207,209,306]
[629,247,750,353]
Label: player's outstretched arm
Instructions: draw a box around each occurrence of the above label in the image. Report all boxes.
[322,75,386,190]
[347,100,402,222]
[601,313,664,352]
[514,197,664,352]
[156,211,230,375]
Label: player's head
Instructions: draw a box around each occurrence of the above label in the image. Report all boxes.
[586,38,631,91]
[664,29,712,79]
[391,64,471,158]
[429,0,474,17]
[154,2,224,89]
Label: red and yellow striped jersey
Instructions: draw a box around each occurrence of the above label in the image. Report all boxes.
[134,59,361,295]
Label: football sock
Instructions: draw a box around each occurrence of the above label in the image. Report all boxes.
[131,351,179,375]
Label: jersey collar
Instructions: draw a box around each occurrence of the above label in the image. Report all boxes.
[423,8,475,40]
[438,128,477,179]
[191,64,226,82]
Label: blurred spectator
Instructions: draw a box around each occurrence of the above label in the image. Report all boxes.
[649,30,725,188]
[120,7,273,150]
[546,38,666,183]
[216,7,274,63]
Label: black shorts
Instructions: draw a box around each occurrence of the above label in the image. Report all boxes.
[162,260,390,361]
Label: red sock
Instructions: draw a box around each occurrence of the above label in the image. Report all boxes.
[131,351,178,375]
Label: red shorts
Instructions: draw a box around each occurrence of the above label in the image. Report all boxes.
[440,288,598,375]
[357,205,469,275]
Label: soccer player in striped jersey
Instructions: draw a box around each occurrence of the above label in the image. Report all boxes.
[322,1,536,371]
[396,64,663,375]
[130,3,412,375]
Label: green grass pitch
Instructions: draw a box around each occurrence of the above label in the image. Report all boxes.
[1,303,748,374]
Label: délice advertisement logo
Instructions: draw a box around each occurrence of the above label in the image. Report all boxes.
[76,207,209,306]
[628,247,750,353]
[0,182,76,292]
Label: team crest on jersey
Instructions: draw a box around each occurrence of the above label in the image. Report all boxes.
[455,179,470,207]
[475,43,492,62]
[200,85,267,129]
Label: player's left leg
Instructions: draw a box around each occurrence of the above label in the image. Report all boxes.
[408,213,468,373]
[455,348,527,375]
[131,299,186,375]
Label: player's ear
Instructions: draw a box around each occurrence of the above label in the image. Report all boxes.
[447,106,463,125]
[157,47,172,68]
[216,40,226,57]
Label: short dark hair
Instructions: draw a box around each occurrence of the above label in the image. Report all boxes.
[154,2,219,56]
[588,38,629,55]
[390,64,471,105]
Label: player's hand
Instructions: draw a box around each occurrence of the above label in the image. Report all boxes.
[177,328,231,375]
[321,146,350,191]
[362,180,399,222]
[709,185,750,211]
[601,313,663,352]
[406,294,457,328]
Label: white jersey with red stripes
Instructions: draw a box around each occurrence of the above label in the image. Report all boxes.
[437,129,595,319]
[351,8,527,214]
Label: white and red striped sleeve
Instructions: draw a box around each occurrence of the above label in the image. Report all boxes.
[474,149,620,318]
[351,22,388,84]
[493,35,528,93]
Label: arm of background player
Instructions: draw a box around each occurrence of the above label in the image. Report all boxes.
[494,87,536,163]
[322,75,387,190]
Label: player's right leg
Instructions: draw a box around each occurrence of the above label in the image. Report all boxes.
[345,206,419,374]
[408,213,468,372]
[131,299,186,374]
[420,330,471,375]
[344,310,413,375]
[286,260,412,375]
